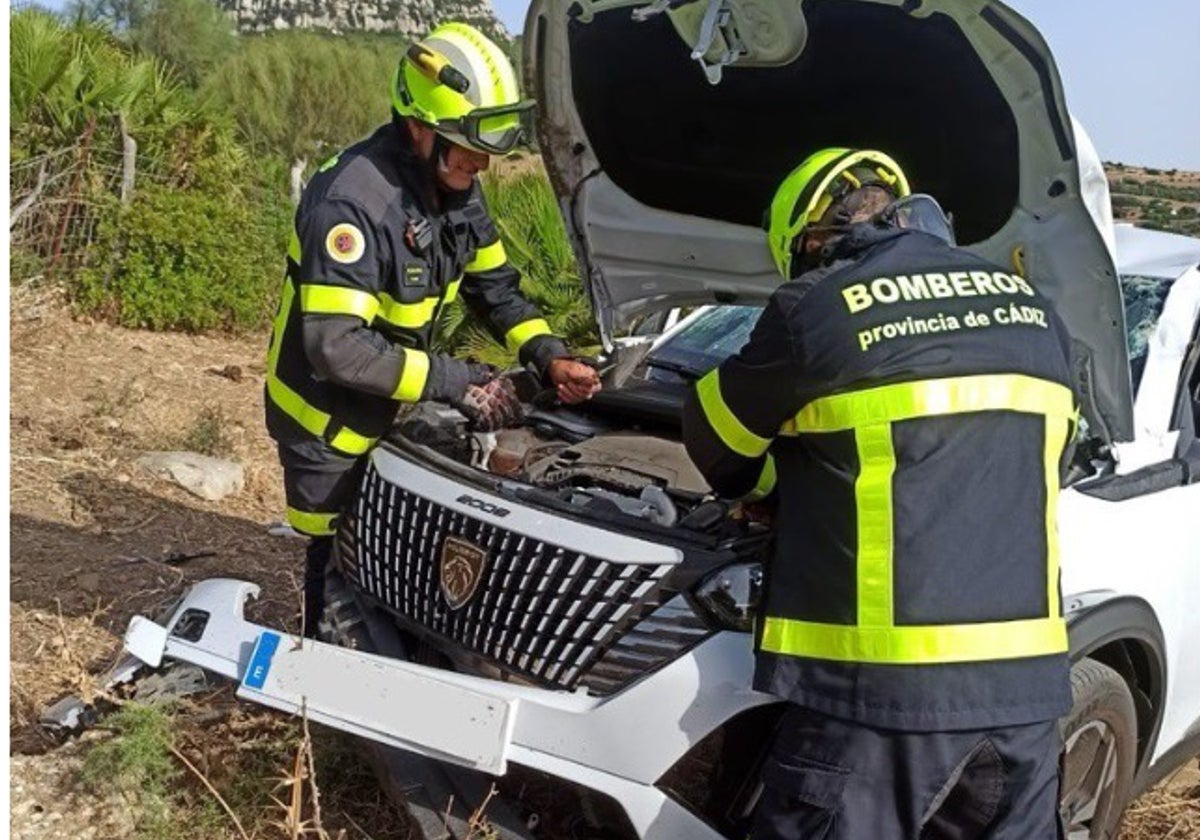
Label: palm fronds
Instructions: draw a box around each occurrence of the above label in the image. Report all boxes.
[440,166,597,367]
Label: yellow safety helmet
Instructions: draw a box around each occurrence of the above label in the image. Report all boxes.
[391,23,533,155]
[765,148,910,279]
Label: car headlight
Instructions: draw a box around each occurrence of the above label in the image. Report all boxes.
[692,562,763,632]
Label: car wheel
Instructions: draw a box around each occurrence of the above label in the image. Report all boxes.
[1060,658,1138,840]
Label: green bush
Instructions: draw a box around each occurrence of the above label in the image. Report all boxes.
[73,181,290,331]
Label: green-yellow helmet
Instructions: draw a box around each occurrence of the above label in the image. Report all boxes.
[766,148,910,279]
[391,23,533,155]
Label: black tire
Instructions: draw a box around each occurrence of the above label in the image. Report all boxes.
[317,569,371,650]
[1060,658,1138,840]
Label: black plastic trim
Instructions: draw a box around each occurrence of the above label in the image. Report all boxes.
[979,6,1074,161]
[1134,727,1200,798]
[1075,460,1188,501]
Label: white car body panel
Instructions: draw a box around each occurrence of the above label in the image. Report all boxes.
[124,578,775,787]
[1059,482,1200,765]
[1119,275,1196,471]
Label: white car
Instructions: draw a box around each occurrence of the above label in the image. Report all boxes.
[123,2,1200,838]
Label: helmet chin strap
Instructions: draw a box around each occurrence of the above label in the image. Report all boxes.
[431,132,473,193]
[434,133,452,172]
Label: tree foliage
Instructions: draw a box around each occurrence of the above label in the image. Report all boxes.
[9,7,595,342]
[66,0,153,32]
[11,9,164,153]
[65,0,236,84]
[205,32,401,167]
[132,0,237,84]
[9,6,243,181]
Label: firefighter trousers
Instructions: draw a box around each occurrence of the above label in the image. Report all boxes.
[276,438,366,637]
[750,704,1065,840]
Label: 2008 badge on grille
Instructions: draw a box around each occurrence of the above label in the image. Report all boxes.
[439,536,488,610]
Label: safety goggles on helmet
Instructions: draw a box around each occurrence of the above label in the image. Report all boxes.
[391,23,531,156]
[875,194,956,245]
[435,100,536,155]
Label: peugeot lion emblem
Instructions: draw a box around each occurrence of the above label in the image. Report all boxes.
[439,536,488,610]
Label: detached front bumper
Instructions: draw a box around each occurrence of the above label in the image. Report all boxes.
[124,577,771,840]
[127,577,517,773]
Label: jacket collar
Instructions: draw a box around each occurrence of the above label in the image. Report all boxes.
[825,222,909,259]
[792,225,911,291]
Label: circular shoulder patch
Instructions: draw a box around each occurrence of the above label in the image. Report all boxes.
[325,223,365,264]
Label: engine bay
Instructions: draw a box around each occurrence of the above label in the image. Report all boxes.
[393,384,759,536]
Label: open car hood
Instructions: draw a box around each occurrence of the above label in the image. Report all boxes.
[526,0,1134,442]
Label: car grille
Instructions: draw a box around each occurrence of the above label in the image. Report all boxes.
[581,598,713,695]
[341,462,688,693]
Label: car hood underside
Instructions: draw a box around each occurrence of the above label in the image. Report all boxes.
[526,0,1134,443]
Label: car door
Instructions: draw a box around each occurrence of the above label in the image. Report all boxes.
[1059,250,1200,765]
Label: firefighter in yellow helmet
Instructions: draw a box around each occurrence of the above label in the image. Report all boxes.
[266,23,600,636]
[683,148,1076,838]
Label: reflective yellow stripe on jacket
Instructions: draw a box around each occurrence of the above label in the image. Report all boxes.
[378,292,439,329]
[377,277,462,330]
[266,278,378,456]
[393,349,430,402]
[299,284,380,322]
[764,373,1074,665]
[266,373,378,455]
[505,318,553,353]
[748,455,777,500]
[759,616,1069,665]
[696,369,772,457]
[465,239,507,273]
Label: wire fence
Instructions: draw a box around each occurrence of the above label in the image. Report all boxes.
[12,142,114,287]
[10,128,177,288]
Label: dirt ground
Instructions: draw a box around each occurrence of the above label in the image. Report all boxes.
[8,285,417,838]
[7,285,1200,838]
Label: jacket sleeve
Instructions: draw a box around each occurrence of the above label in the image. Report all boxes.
[682,294,809,499]
[457,187,569,377]
[294,199,472,403]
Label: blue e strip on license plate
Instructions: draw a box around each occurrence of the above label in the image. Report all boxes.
[242,631,281,689]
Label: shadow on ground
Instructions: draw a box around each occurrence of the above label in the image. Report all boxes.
[11,472,301,635]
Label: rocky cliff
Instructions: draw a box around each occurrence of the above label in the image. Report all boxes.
[218,0,508,42]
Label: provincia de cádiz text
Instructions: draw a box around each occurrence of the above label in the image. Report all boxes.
[840,269,1050,352]
[855,303,1049,352]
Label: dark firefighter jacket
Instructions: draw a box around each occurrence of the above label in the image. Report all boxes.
[266,121,567,455]
[683,224,1077,730]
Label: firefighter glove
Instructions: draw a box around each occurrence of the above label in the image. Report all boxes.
[454,376,525,431]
